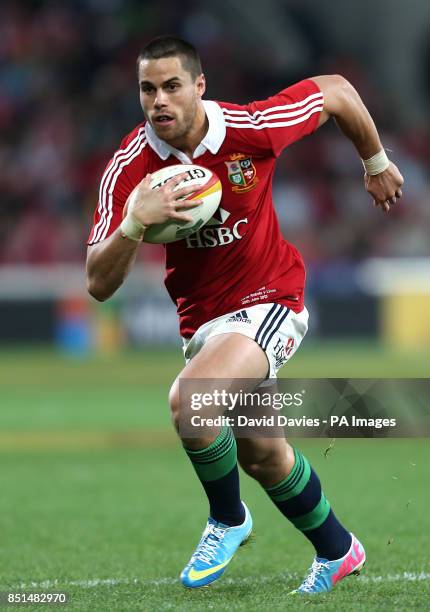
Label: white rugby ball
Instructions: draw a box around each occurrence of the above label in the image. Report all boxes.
[142,164,222,244]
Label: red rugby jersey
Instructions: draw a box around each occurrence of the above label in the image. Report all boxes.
[88,79,323,337]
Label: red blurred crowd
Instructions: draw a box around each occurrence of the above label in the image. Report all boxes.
[1,1,429,266]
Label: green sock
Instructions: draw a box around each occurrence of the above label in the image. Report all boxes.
[264,448,351,559]
[184,426,245,526]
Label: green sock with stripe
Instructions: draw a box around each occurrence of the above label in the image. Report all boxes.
[184,426,245,527]
[264,448,352,560]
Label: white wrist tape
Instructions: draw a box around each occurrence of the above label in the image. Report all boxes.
[361,149,390,175]
[120,213,146,242]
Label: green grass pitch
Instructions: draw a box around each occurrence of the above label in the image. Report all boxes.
[0,342,429,611]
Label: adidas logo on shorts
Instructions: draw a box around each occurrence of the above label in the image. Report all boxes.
[227,310,251,324]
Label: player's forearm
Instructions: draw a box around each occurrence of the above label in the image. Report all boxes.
[312,75,383,160]
[86,228,139,301]
[312,74,404,212]
[333,84,383,160]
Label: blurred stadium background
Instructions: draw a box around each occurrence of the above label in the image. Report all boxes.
[1,1,430,608]
[1,0,430,353]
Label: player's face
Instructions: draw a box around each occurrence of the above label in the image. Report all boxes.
[138,56,205,143]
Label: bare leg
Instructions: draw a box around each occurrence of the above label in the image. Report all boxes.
[169,332,268,525]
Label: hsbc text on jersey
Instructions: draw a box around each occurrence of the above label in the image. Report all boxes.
[185,218,248,248]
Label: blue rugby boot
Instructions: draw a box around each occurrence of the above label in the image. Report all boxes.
[290,533,366,594]
[180,501,253,588]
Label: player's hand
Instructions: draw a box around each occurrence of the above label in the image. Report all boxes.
[126,172,203,226]
[364,162,404,213]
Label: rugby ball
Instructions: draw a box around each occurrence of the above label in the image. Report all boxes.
[141,164,222,244]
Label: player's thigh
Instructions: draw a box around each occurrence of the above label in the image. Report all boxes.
[181,332,268,379]
[169,332,268,422]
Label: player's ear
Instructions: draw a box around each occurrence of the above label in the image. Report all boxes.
[196,73,206,98]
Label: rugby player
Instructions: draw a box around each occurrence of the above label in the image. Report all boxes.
[86,36,404,594]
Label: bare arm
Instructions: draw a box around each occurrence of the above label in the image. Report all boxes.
[310,74,404,212]
[86,228,140,301]
[86,173,202,301]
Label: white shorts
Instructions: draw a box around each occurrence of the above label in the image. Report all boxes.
[182,303,309,379]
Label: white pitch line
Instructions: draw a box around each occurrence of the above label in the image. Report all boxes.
[10,572,430,591]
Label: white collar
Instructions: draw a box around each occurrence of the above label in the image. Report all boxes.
[145,100,226,163]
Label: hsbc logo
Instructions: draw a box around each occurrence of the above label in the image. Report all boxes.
[185,219,248,248]
[185,207,248,249]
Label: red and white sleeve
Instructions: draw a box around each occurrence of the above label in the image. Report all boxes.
[223,79,323,157]
[87,127,147,244]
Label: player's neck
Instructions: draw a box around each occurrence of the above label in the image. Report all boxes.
[168,103,208,160]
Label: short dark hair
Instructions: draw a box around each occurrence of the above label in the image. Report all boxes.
[137,36,202,80]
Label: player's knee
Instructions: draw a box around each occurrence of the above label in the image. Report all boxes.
[168,380,196,434]
[168,380,181,432]
[169,381,214,448]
